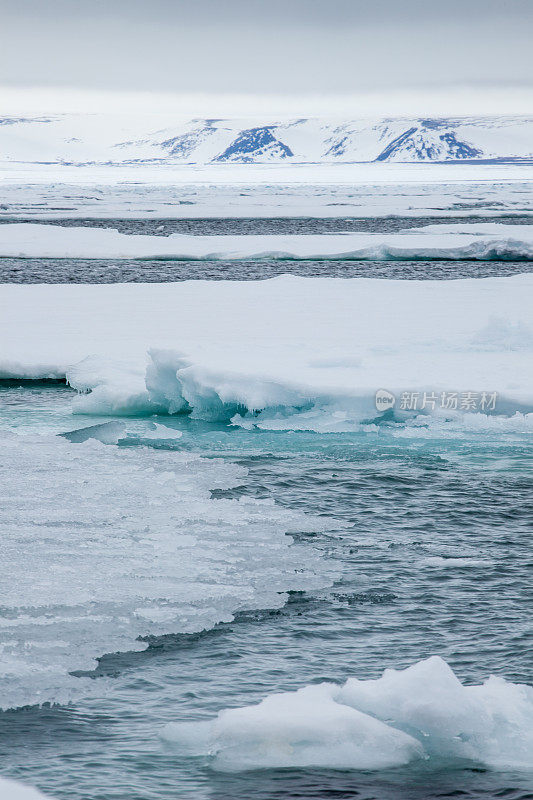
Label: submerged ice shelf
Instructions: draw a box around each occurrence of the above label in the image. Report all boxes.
[0,431,337,710]
[1,222,533,260]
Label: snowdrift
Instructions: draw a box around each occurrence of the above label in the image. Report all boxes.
[1,273,532,430]
[163,656,533,772]
[1,222,533,260]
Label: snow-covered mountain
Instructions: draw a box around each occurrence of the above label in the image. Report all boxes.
[1,115,532,165]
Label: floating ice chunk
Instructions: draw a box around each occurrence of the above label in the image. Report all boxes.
[163,683,424,772]
[0,777,55,800]
[163,657,533,772]
[59,421,126,444]
[419,556,490,568]
[142,422,183,440]
[122,422,184,442]
[338,657,533,770]
[67,356,161,417]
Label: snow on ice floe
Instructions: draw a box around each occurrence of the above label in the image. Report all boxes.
[162,656,533,773]
[1,222,533,260]
[0,431,339,710]
[1,179,532,220]
[0,274,532,430]
[0,777,54,800]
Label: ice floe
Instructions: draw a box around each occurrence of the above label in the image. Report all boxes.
[162,656,533,772]
[1,222,533,260]
[1,177,532,220]
[0,431,338,710]
[0,777,54,800]
[0,273,531,429]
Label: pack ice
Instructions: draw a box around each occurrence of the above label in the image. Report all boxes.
[1,222,533,260]
[163,656,533,772]
[1,272,532,429]
[0,432,337,710]
[1,181,532,220]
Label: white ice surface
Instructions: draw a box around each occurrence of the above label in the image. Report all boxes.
[1,176,532,220]
[162,656,533,772]
[0,777,54,800]
[1,222,533,260]
[0,431,337,710]
[1,273,532,428]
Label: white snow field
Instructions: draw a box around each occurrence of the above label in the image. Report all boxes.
[2,115,532,220]
[1,172,533,220]
[0,431,337,710]
[1,222,533,260]
[162,656,533,772]
[2,255,530,705]
[0,270,532,429]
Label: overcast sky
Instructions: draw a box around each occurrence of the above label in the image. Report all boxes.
[1,0,532,114]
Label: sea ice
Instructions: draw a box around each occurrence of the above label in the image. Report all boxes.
[2,272,531,430]
[1,178,532,219]
[59,420,126,444]
[0,432,338,710]
[0,222,533,260]
[0,777,54,800]
[163,656,533,772]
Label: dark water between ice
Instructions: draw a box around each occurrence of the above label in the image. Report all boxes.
[2,214,532,235]
[2,256,531,283]
[1,215,532,283]
[0,217,532,800]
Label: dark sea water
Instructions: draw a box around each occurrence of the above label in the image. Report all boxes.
[0,217,532,800]
[2,214,532,235]
[1,215,532,283]
[3,256,531,283]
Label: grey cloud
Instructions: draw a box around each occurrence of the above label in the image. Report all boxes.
[1,0,532,93]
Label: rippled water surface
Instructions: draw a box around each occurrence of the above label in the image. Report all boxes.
[2,257,531,283]
[1,382,532,800]
[1,215,532,283]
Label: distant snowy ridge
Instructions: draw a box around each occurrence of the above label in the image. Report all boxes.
[1,114,532,165]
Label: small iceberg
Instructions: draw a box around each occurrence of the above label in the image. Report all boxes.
[162,656,533,773]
